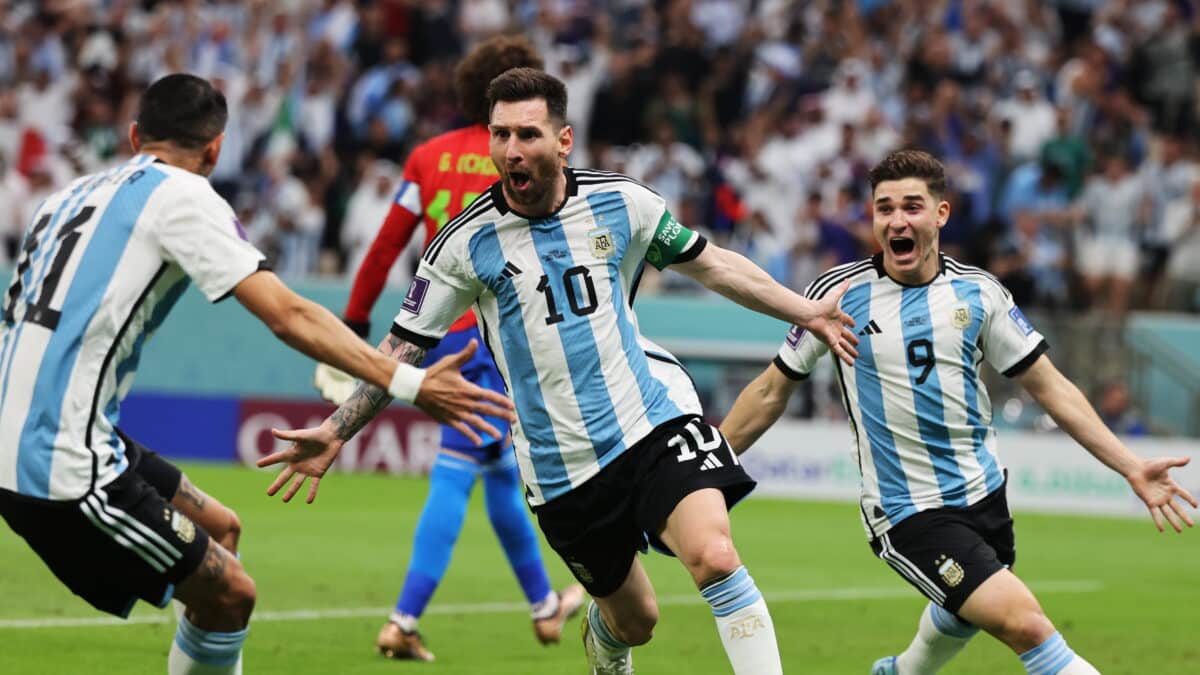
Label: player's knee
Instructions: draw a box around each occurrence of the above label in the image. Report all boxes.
[997,609,1055,653]
[215,507,241,553]
[610,602,658,646]
[685,535,741,586]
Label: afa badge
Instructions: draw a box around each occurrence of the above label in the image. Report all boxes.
[588,228,614,259]
[936,554,964,587]
[165,508,196,544]
[951,304,971,330]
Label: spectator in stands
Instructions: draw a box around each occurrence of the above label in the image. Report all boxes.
[1097,380,1149,437]
[1073,151,1145,317]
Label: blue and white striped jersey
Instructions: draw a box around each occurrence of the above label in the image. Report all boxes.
[392,168,705,505]
[0,154,265,500]
[775,254,1047,538]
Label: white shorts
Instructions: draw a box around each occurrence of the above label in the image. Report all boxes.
[1077,235,1139,279]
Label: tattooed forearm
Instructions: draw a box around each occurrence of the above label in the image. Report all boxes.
[329,334,427,441]
[175,477,207,511]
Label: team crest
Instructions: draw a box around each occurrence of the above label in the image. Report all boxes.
[951,304,971,330]
[936,554,964,587]
[588,228,614,259]
[568,560,594,584]
[167,509,197,544]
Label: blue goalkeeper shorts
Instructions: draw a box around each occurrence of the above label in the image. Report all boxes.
[423,325,511,459]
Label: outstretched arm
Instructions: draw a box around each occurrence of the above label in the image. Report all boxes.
[673,243,858,365]
[259,333,511,503]
[1017,355,1197,532]
[719,363,800,455]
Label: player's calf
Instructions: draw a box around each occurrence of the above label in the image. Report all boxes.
[171,541,256,674]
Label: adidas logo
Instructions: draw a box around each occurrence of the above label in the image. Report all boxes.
[858,320,883,336]
[700,452,725,471]
[501,261,522,279]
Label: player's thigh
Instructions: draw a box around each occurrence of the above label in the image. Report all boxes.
[656,488,741,586]
[870,505,1009,616]
[0,470,210,618]
[634,417,755,560]
[957,568,1051,645]
[533,450,645,599]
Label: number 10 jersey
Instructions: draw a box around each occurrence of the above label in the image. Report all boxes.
[0,154,265,499]
[392,168,705,506]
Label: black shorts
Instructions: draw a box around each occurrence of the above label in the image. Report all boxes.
[869,483,1015,614]
[534,415,756,597]
[0,432,208,618]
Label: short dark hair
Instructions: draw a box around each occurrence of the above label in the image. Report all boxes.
[136,73,228,149]
[486,67,568,126]
[456,35,543,125]
[868,149,947,200]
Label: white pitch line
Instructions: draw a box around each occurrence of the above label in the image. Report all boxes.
[0,580,1101,630]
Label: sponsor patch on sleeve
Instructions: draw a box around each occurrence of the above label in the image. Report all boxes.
[1008,306,1035,336]
[402,276,430,315]
[785,325,805,349]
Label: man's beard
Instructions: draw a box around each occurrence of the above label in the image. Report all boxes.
[506,158,557,208]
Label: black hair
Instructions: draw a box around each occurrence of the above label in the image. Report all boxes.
[136,73,228,149]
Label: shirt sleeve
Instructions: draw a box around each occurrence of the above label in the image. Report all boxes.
[772,277,832,379]
[980,283,1049,377]
[390,236,479,349]
[632,185,706,270]
[152,179,266,302]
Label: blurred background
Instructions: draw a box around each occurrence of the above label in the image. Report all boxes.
[1,0,1199,440]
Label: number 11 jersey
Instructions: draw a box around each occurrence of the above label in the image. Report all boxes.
[0,154,265,499]
[392,168,705,506]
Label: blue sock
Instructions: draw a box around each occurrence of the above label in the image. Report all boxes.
[929,603,979,639]
[171,614,248,668]
[699,566,762,618]
[483,448,552,605]
[588,601,629,650]
[394,453,478,618]
[1019,632,1077,674]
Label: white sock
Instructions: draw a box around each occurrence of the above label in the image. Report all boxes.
[168,615,247,675]
[1019,632,1099,674]
[700,566,782,675]
[388,611,419,632]
[531,590,560,620]
[895,603,978,674]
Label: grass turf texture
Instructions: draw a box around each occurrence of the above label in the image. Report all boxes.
[1,463,1195,674]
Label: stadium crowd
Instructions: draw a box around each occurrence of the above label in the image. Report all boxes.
[0,0,1198,317]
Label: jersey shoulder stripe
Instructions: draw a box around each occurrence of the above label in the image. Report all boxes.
[805,259,875,299]
[943,258,1011,300]
[423,191,497,264]
[573,169,663,198]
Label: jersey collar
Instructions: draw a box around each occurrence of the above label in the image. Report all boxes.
[490,166,579,220]
[871,251,947,288]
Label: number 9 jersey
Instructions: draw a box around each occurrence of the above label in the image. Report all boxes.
[391,168,706,506]
[774,254,1048,539]
[0,154,265,500]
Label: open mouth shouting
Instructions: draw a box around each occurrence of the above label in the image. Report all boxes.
[508,169,532,193]
[889,235,917,262]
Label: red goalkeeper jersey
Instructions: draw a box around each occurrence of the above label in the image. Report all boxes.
[344,124,498,333]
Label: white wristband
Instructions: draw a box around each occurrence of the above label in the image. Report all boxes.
[387,363,427,403]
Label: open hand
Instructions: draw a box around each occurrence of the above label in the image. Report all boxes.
[417,339,516,445]
[256,423,344,504]
[800,280,859,366]
[1128,456,1197,533]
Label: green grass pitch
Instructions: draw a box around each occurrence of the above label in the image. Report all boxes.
[1,463,1196,674]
